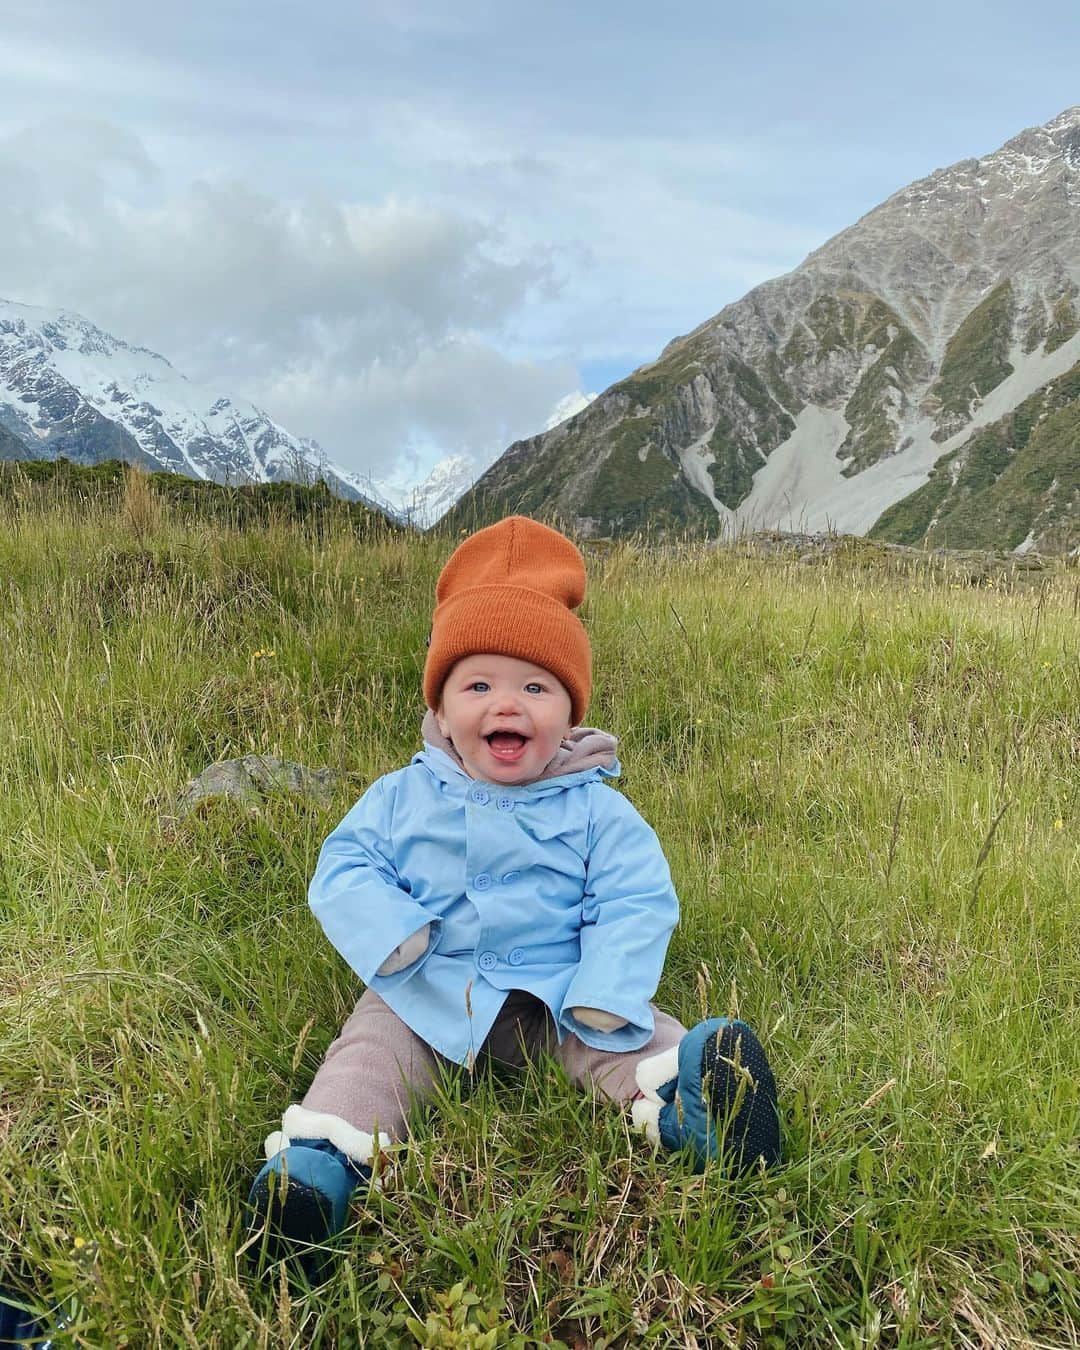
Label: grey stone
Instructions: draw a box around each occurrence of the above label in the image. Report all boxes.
[164,754,343,827]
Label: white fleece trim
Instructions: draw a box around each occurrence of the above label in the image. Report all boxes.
[634,1044,680,1104]
[631,1096,662,1147]
[264,1105,394,1167]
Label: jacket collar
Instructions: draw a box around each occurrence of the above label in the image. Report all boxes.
[416,708,620,794]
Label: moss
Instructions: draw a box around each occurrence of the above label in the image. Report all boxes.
[787,291,900,370]
[1044,285,1079,354]
[926,391,1079,550]
[706,357,794,509]
[762,351,799,413]
[778,292,927,477]
[872,357,1080,551]
[708,416,765,506]
[727,355,788,427]
[840,325,925,476]
[578,418,711,534]
[613,336,711,409]
[1022,303,1047,355]
[454,409,719,539]
[845,291,904,350]
[928,281,1015,434]
[782,323,815,366]
[805,295,855,356]
[868,464,953,546]
[575,343,797,520]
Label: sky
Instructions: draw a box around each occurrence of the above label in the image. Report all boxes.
[1,0,1077,489]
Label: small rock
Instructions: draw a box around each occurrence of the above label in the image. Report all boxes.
[163,754,342,828]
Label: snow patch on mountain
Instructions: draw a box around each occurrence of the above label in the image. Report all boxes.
[545,390,596,430]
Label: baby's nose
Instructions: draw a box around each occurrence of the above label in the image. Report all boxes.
[490,688,524,712]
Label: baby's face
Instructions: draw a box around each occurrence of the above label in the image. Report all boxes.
[436,652,573,785]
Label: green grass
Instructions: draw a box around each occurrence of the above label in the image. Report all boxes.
[1,477,1078,1346]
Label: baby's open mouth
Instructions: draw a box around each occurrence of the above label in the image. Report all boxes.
[486,731,528,757]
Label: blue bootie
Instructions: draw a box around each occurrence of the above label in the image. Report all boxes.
[246,1137,371,1272]
[0,1287,68,1347]
[635,1018,781,1174]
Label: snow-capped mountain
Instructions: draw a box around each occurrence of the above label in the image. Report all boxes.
[0,299,375,504]
[357,393,599,527]
[453,107,1080,553]
[359,454,480,527]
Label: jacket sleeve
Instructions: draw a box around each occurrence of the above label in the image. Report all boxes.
[559,785,679,1051]
[308,775,438,984]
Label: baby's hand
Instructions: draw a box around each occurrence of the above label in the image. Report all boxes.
[570,1006,628,1033]
[376,924,431,976]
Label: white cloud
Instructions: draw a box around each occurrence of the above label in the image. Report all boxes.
[0,119,583,477]
[365,105,829,363]
[253,336,578,471]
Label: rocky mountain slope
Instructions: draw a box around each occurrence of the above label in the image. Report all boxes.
[452,107,1080,553]
[0,300,378,505]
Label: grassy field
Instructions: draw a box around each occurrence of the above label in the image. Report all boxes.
[0,474,1077,1347]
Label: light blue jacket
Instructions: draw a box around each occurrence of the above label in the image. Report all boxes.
[308,728,680,1065]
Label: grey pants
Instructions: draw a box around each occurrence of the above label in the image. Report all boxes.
[301,987,687,1141]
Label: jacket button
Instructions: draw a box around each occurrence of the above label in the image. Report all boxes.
[501,870,520,885]
[470,788,490,805]
[507,947,525,966]
[473,873,492,890]
[496,796,514,811]
[478,951,498,971]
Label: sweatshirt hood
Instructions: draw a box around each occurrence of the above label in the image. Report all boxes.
[419,707,619,785]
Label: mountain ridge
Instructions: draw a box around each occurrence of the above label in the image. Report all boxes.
[450,106,1080,553]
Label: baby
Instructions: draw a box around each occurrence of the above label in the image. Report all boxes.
[247,516,779,1265]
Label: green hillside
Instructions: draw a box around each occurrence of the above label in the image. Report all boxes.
[0,457,400,534]
[872,358,1080,552]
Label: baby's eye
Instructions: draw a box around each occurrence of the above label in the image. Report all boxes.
[524,682,544,694]
[468,681,490,693]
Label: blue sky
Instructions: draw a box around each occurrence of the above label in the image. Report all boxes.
[0,0,1077,485]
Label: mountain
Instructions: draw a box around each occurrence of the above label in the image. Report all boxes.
[0,299,379,506]
[358,395,598,527]
[356,454,480,527]
[451,108,1080,553]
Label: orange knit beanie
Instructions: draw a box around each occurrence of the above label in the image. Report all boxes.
[423,516,591,724]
